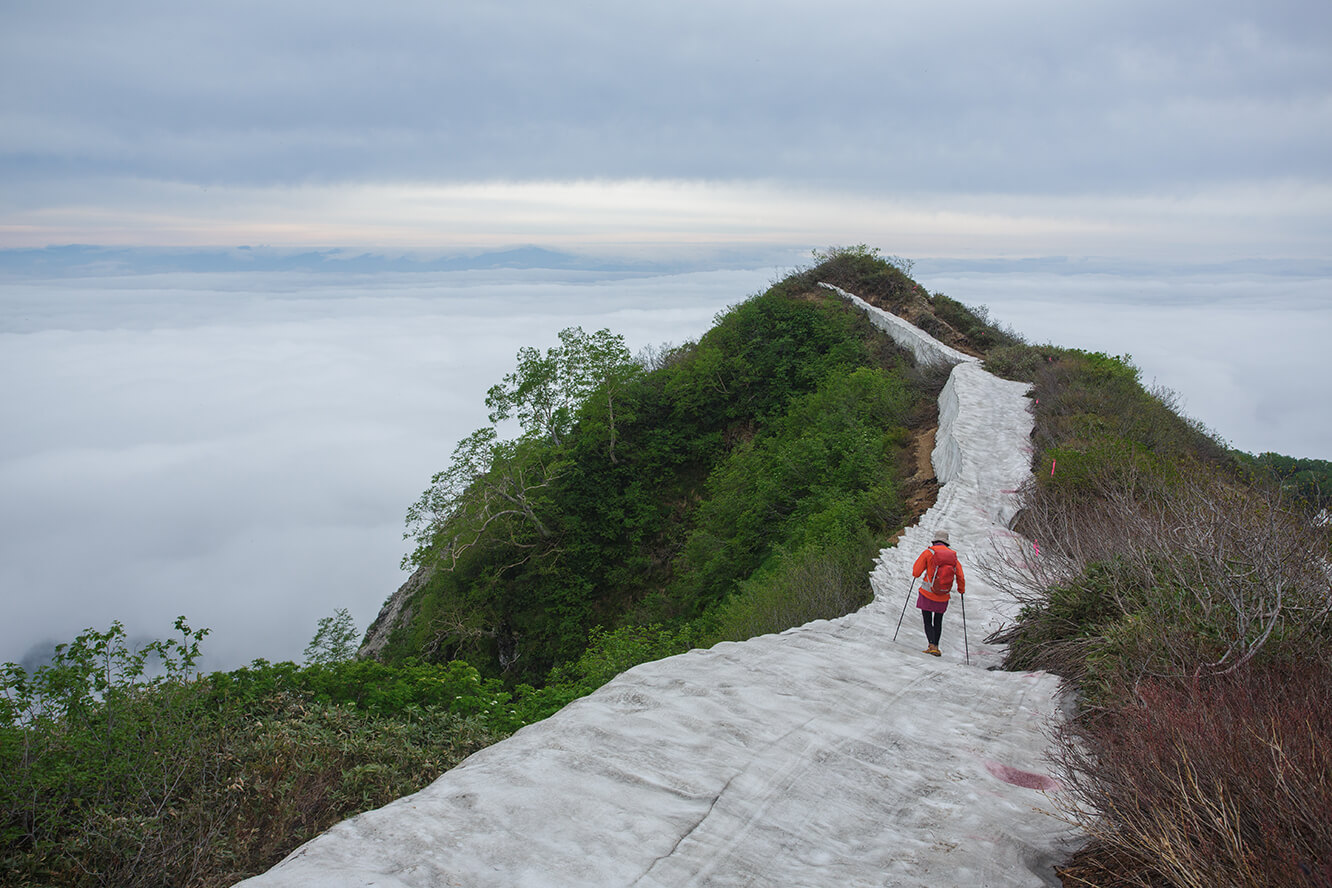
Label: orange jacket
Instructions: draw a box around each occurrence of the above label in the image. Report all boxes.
[913,544,965,603]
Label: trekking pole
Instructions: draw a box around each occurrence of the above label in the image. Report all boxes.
[960,592,970,665]
[892,578,918,642]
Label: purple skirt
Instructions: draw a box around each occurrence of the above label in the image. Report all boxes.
[916,592,949,613]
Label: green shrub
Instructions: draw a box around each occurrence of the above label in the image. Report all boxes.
[1235,451,1332,515]
[1027,349,1226,466]
[928,293,1023,352]
[998,560,1134,687]
[794,245,923,313]
[703,530,879,644]
[1036,436,1176,504]
[673,366,908,613]
[548,624,699,689]
[982,342,1049,382]
[0,624,526,888]
[194,700,500,887]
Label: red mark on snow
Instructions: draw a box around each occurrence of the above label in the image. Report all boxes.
[985,761,1060,792]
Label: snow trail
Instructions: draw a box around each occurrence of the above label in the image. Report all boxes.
[235,292,1080,888]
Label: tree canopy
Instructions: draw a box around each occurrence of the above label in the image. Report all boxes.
[377,273,924,681]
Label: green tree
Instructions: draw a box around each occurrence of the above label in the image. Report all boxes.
[486,345,572,445]
[403,429,567,571]
[561,327,641,464]
[485,326,638,451]
[304,608,360,665]
[407,327,639,574]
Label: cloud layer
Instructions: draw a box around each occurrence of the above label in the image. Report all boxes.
[0,267,766,669]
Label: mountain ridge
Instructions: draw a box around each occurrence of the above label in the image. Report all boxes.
[234,287,1078,887]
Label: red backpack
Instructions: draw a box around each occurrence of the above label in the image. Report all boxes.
[929,546,958,593]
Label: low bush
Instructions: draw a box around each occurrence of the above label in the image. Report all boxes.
[984,333,1332,886]
[0,625,512,888]
[548,623,699,689]
[989,455,1332,702]
[1054,661,1332,888]
[983,342,1049,381]
[703,531,878,643]
[792,245,922,313]
[1027,349,1226,467]
[997,559,1134,687]
[928,292,1023,352]
[186,698,500,888]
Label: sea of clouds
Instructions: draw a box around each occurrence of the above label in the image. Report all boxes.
[0,265,770,670]
[2,260,1327,671]
[920,261,1332,458]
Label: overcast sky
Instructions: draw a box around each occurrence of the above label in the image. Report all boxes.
[2,0,1329,257]
[2,0,1329,669]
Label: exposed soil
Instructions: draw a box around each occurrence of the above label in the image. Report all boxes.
[888,421,941,547]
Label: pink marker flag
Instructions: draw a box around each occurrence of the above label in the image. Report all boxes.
[1051,458,1057,476]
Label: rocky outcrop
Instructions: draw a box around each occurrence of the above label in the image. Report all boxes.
[358,563,431,660]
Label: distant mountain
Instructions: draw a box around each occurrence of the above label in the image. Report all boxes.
[10,245,1323,281]
[913,255,1332,277]
[0,244,708,277]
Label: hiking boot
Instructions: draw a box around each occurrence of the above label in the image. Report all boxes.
[926,645,942,657]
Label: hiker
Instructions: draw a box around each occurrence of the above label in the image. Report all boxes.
[912,530,965,656]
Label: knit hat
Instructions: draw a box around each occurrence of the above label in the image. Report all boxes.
[933,530,950,545]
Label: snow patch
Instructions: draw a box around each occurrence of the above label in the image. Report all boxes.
[819,282,977,369]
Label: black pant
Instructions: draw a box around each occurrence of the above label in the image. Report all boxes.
[922,610,943,646]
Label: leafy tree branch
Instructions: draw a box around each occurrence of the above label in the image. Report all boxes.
[404,429,567,571]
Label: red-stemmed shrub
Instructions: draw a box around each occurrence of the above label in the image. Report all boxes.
[1054,660,1332,888]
